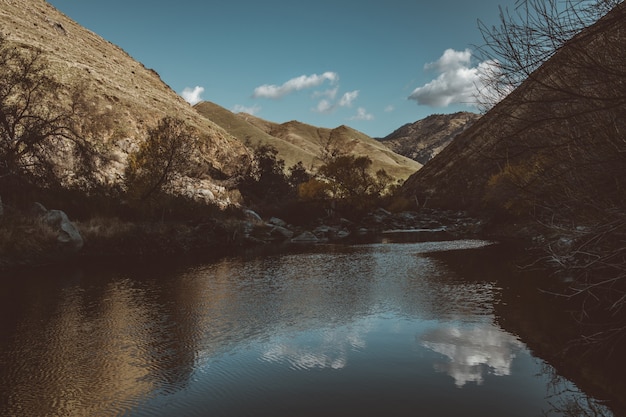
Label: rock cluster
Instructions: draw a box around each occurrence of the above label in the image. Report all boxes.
[240,207,483,245]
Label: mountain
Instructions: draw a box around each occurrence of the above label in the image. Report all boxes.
[195,101,422,180]
[401,3,626,225]
[1,0,250,201]
[378,112,480,165]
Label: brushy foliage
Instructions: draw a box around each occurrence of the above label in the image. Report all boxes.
[125,117,198,203]
[0,35,104,203]
[238,144,396,223]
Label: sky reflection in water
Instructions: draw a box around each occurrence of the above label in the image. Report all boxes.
[0,240,612,417]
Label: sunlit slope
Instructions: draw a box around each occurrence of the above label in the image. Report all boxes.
[196,101,421,180]
[1,0,250,181]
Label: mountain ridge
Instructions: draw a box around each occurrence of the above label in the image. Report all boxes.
[378,112,480,165]
[195,101,422,180]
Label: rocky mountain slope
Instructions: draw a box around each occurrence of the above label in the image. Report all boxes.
[195,101,422,180]
[1,0,251,203]
[378,112,480,165]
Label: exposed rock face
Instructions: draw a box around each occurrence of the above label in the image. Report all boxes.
[378,112,480,165]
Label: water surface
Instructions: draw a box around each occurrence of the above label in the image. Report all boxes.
[0,240,613,416]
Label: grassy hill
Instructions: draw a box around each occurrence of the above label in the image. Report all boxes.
[195,101,422,180]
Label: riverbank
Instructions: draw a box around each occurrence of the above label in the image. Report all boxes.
[0,207,488,271]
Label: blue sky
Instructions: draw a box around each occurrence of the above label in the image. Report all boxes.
[47,0,517,138]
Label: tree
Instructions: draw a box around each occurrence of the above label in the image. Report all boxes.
[318,155,385,199]
[301,155,393,214]
[238,144,292,206]
[287,161,311,189]
[475,0,624,110]
[125,117,198,202]
[0,35,99,199]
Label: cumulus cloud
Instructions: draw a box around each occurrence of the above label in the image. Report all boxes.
[349,107,374,121]
[384,105,395,112]
[181,86,205,105]
[312,89,360,113]
[408,49,500,108]
[312,87,339,100]
[425,48,472,72]
[252,72,339,99]
[232,104,262,115]
[338,90,359,107]
[315,99,334,113]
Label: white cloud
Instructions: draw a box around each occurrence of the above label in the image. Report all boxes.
[425,48,472,72]
[350,107,374,121]
[315,99,334,113]
[313,89,359,114]
[232,104,261,115]
[408,49,502,108]
[181,86,205,105]
[384,105,395,112]
[338,90,359,107]
[312,86,339,100]
[252,72,339,99]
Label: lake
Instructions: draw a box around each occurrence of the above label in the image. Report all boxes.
[0,239,617,416]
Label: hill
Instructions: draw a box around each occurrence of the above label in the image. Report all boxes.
[378,112,480,165]
[0,0,251,204]
[195,102,422,180]
[401,4,626,225]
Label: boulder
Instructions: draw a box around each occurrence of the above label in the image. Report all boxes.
[243,209,264,224]
[41,208,84,253]
[269,225,294,240]
[268,217,288,228]
[291,231,320,243]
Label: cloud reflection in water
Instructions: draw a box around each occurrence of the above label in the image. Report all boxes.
[260,322,371,370]
[420,323,524,387]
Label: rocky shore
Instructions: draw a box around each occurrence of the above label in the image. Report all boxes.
[0,205,486,271]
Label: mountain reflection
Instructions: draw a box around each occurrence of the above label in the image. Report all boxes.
[419,323,524,387]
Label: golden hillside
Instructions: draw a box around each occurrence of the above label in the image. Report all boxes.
[195,101,422,181]
[1,0,251,190]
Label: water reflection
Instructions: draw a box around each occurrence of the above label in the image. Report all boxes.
[1,275,159,416]
[260,322,371,370]
[0,240,615,417]
[420,323,524,387]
